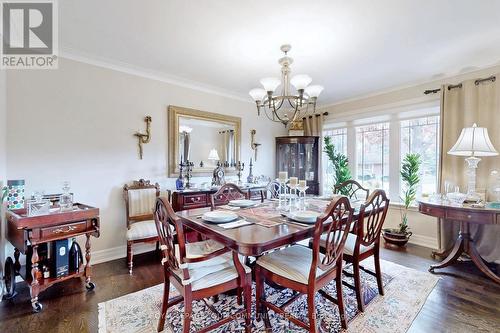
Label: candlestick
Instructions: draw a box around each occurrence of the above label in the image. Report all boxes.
[289,177,298,186]
[278,171,288,182]
[299,180,306,187]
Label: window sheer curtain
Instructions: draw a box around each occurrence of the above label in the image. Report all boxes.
[439,75,500,263]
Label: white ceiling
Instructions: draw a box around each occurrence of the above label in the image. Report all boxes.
[60,0,500,105]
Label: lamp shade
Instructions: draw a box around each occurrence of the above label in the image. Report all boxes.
[448,123,498,157]
[290,74,312,90]
[249,88,267,102]
[305,85,324,98]
[260,77,281,93]
[208,148,220,160]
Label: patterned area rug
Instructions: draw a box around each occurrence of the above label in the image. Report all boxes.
[98,260,438,333]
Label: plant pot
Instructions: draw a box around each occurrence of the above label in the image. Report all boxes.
[382,228,412,247]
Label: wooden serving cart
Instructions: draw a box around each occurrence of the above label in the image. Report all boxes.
[4,203,100,312]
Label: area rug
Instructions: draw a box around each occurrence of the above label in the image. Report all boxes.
[98,260,438,332]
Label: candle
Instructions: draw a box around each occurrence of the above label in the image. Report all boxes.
[299,180,306,187]
[289,177,298,186]
[278,171,288,182]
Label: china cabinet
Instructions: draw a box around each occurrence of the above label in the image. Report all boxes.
[276,136,319,194]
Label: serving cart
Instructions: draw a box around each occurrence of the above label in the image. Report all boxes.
[4,203,100,312]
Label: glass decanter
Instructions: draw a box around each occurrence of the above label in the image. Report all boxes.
[59,181,73,212]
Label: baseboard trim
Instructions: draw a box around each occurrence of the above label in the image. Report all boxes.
[407,234,438,249]
[92,243,157,265]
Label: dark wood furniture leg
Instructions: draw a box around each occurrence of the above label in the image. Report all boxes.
[429,222,500,284]
[127,241,133,275]
[30,245,42,312]
[13,248,21,274]
[85,234,96,290]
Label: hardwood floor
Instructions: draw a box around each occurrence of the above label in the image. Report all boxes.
[0,244,499,333]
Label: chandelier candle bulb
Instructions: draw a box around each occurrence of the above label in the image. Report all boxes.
[279,171,288,182]
[289,177,298,186]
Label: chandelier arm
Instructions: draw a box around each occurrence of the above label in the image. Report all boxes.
[262,106,285,123]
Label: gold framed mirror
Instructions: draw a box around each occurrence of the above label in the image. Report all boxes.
[168,105,241,177]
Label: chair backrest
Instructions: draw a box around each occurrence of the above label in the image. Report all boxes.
[124,179,160,228]
[210,183,247,209]
[310,196,354,278]
[334,180,369,201]
[356,189,390,247]
[266,180,281,199]
[154,197,185,272]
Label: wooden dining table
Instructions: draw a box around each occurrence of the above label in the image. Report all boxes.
[177,199,360,257]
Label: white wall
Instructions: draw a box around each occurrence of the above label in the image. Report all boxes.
[319,65,500,249]
[6,58,286,261]
[0,69,7,269]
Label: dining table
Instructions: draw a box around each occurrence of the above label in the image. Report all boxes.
[177,198,361,258]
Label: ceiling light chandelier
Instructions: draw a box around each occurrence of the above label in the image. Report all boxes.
[249,44,324,127]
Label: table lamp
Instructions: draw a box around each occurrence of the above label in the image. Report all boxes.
[448,123,498,201]
[208,148,220,163]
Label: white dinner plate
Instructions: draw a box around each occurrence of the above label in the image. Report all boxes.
[288,210,321,224]
[202,211,239,223]
[228,199,257,208]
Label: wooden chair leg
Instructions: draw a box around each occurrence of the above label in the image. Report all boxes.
[336,264,348,330]
[237,287,243,305]
[255,265,264,322]
[374,249,384,296]
[157,275,170,332]
[353,260,364,312]
[307,290,318,333]
[244,274,252,333]
[183,294,192,333]
[127,241,133,275]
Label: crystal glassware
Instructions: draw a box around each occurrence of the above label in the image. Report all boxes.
[59,181,74,212]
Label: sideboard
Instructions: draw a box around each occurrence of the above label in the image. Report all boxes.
[169,186,267,212]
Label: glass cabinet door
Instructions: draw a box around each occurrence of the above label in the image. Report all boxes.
[277,143,298,177]
[299,142,318,181]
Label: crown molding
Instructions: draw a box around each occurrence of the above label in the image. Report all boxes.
[59,47,252,103]
[317,62,500,110]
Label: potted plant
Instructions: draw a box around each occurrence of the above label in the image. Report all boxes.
[323,136,352,195]
[383,153,421,246]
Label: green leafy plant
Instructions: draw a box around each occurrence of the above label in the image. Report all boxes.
[324,136,352,195]
[399,153,421,234]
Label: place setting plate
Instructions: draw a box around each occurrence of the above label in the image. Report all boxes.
[228,199,258,208]
[286,210,321,225]
[201,211,239,224]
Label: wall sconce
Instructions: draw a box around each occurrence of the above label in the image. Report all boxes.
[134,116,152,159]
[250,129,261,161]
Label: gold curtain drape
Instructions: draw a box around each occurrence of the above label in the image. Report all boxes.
[439,75,500,263]
[303,114,324,136]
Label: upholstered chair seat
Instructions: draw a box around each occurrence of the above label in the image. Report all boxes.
[319,233,374,256]
[257,245,327,284]
[174,239,227,267]
[170,252,251,291]
[126,220,157,241]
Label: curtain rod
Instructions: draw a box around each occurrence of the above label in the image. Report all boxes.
[423,75,496,95]
[302,111,328,120]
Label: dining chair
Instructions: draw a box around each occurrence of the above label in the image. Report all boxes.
[266,180,281,199]
[123,179,160,274]
[154,197,252,333]
[255,196,354,332]
[210,183,248,209]
[341,189,389,312]
[334,179,370,201]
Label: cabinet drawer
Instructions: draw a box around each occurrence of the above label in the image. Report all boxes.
[183,194,207,207]
[419,204,445,218]
[40,220,88,240]
[446,210,494,224]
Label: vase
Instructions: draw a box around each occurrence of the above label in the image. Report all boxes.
[6,180,25,210]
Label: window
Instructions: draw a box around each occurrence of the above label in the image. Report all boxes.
[322,128,347,194]
[356,123,390,193]
[400,116,440,196]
